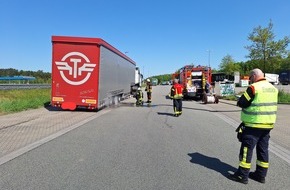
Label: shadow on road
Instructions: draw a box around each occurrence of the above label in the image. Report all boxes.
[188,152,236,177]
[157,112,176,117]
[183,106,240,113]
[156,104,239,113]
[44,102,103,112]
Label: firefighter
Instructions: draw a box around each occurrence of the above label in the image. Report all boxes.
[145,79,152,103]
[136,87,143,106]
[170,79,183,117]
[228,68,278,184]
[205,81,211,93]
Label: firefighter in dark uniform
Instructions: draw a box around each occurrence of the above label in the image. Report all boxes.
[145,79,152,103]
[170,79,183,117]
[136,87,143,106]
[228,68,278,184]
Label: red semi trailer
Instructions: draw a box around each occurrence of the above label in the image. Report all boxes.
[51,36,136,110]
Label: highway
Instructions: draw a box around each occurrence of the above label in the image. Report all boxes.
[0,85,289,189]
[0,84,50,90]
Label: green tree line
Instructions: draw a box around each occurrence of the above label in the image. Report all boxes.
[153,20,290,81]
[219,20,290,76]
[0,68,51,84]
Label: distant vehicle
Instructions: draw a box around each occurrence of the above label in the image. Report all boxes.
[279,70,290,85]
[211,72,240,85]
[211,73,234,82]
[161,81,170,85]
[265,73,279,85]
[151,78,158,86]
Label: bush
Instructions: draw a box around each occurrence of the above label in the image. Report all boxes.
[278,90,290,104]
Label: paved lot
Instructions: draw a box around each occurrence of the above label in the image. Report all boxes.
[206,99,290,151]
[0,86,289,190]
[0,95,289,164]
[0,107,100,158]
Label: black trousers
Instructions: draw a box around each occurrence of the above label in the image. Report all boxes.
[173,99,182,114]
[237,127,271,178]
[147,92,152,102]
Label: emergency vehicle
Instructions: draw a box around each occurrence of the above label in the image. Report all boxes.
[173,65,218,103]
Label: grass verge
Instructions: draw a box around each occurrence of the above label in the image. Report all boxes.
[0,89,51,114]
[220,89,290,104]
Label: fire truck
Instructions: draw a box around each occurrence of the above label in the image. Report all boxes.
[173,65,218,103]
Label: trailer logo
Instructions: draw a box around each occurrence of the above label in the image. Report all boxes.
[55,52,96,85]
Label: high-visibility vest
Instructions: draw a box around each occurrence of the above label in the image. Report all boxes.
[171,83,183,99]
[241,80,278,129]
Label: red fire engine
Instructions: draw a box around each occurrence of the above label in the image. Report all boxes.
[173,65,218,103]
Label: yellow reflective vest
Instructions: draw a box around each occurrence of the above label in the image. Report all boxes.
[241,80,278,129]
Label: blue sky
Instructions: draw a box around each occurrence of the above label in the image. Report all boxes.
[1,0,289,78]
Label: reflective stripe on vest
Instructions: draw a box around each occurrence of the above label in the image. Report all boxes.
[241,80,278,129]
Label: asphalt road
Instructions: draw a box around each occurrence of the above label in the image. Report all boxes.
[0,85,289,190]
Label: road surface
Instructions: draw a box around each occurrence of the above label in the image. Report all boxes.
[0,85,289,189]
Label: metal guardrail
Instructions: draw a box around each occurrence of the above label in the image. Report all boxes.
[0,84,51,90]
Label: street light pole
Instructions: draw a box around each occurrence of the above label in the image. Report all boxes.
[143,66,145,82]
[207,50,211,68]
[206,50,211,82]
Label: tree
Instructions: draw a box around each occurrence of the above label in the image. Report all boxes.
[280,53,290,71]
[245,20,289,73]
[219,54,240,75]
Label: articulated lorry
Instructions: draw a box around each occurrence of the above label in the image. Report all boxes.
[51,36,136,110]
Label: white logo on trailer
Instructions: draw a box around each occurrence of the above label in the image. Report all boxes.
[55,52,96,85]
